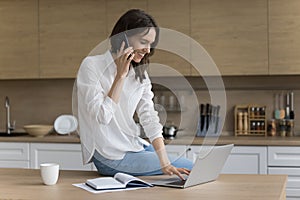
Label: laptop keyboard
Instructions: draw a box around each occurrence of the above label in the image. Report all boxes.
[168,179,186,186]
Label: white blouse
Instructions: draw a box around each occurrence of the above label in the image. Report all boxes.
[76,50,163,164]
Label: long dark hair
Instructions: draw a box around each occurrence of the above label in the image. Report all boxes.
[110,9,159,83]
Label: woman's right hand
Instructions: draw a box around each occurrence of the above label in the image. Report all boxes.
[114,41,135,79]
[162,164,190,180]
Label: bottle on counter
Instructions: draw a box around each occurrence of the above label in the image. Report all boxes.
[256,122,261,131]
[243,112,248,134]
[255,107,260,118]
[168,95,175,110]
[261,121,265,131]
[160,94,165,107]
[251,121,256,131]
[279,119,286,137]
[267,119,276,136]
[286,119,294,137]
[260,107,266,116]
[250,107,255,118]
[237,112,243,133]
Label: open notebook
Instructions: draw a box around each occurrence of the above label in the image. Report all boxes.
[86,172,153,190]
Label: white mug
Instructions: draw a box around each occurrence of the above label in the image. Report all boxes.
[40,163,59,185]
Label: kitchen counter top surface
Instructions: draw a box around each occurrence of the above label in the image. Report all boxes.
[165,135,300,146]
[0,132,80,143]
[1,132,300,146]
[0,168,286,200]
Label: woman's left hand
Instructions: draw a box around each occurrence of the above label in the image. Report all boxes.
[162,164,190,180]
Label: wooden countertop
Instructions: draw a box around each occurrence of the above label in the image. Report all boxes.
[165,135,300,146]
[0,132,80,143]
[0,168,287,200]
[1,132,300,146]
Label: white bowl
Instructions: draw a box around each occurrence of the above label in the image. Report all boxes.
[24,125,53,137]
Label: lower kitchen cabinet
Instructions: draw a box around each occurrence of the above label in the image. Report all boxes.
[30,143,92,171]
[0,142,92,170]
[165,145,267,175]
[186,145,267,174]
[222,146,267,174]
[268,167,300,200]
[268,146,300,200]
[0,142,30,168]
[165,145,189,158]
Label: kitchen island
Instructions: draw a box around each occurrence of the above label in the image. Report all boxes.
[0,168,286,200]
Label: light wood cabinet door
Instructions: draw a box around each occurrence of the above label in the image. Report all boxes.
[269,0,300,75]
[106,0,132,36]
[39,0,106,78]
[106,0,147,36]
[148,0,191,77]
[191,0,268,76]
[0,0,39,79]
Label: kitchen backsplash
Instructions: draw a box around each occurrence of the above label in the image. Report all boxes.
[0,79,74,131]
[0,76,299,136]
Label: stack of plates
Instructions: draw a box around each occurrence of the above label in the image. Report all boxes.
[54,115,78,135]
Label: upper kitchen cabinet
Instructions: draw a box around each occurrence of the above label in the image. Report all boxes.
[147,0,191,77]
[0,0,39,79]
[39,0,106,78]
[106,0,147,36]
[269,0,300,75]
[190,0,268,76]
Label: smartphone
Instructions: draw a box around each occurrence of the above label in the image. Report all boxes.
[116,33,130,50]
[112,32,133,60]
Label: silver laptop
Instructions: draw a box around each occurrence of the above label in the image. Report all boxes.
[153,144,234,189]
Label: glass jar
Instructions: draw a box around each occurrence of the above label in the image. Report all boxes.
[279,119,286,137]
[256,122,261,131]
[255,107,260,118]
[250,107,255,118]
[286,119,294,137]
[260,107,266,116]
[250,122,256,131]
[267,119,276,136]
[260,121,265,131]
[160,95,165,107]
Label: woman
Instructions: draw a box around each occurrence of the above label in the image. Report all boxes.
[76,9,192,180]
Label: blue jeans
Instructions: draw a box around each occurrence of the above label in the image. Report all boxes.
[92,145,193,176]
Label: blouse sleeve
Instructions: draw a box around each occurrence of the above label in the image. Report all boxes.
[77,57,117,125]
[135,75,163,142]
